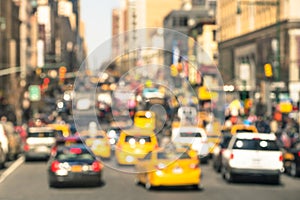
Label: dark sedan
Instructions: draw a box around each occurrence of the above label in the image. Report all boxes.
[283,141,300,177]
[47,144,103,187]
[212,133,232,172]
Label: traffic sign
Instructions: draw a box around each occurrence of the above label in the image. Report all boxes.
[29,85,41,101]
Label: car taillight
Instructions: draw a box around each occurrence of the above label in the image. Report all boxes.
[298,151,300,157]
[230,153,234,160]
[189,163,198,169]
[24,144,29,152]
[279,154,283,162]
[220,149,225,155]
[51,160,60,172]
[50,146,57,155]
[92,161,102,172]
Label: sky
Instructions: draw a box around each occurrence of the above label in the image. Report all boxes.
[81,0,120,65]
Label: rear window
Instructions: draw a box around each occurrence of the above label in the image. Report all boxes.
[180,132,202,137]
[57,152,94,161]
[233,139,280,151]
[124,135,151,143]
[157,152,191,160]
[56,147,94,161]
[236,129,255,133]
[28,131,55,137]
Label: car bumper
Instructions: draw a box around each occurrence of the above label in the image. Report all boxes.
[199,154,210,164]
[148,170,201,186]
[48,172,102,185]
[230,168,281,176]
[92,148,111,159]
[25,151,50,160]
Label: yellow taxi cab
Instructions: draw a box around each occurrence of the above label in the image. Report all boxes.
[115,127,158,165]
[205,121,222,155]
[81,130,111,159]
[135,148,202,190]
[222,124,258,135]
[134,111,156,130]
[47,123,71,137]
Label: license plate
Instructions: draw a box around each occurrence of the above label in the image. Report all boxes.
[173,167,183,174]
[36,146,49,153]
[71,165,82,172]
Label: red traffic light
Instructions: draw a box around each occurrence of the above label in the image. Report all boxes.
[43,77,50,85]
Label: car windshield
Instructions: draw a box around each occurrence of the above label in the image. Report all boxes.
[236,129,255,133]
[180,132,202,137]
[157,152,191,160]
[27,131,55,137]
[56,149,94,161]
[220,135,232,148]
[233,139,280,151]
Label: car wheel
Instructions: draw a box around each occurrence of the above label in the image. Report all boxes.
[134,177,141,185]
[224,170,234,183]
[290,163,298,177]
[145,177,152,190]
[193,182,203,191]
[49,181,58,188]
[270,175,280,185]
[221,166,226,180]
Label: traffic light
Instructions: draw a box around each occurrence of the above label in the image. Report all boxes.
[28,85,41,101]
[170,64,178,77]
[41,77,50,91]
[264,63,273,78]
[59,66,67,84]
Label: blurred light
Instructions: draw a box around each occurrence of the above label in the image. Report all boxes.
[108,130,116,138]
[63,93,71,101]
[43,77,50,85]
[129,138,136,145]
[48,70,58,78]
[145,111,152,118]
[223,85,235,92]
[57,101,64,109]
[125,156,134,162]
[110,83,117,91]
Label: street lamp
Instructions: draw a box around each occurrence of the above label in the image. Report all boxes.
[236,0,281,102]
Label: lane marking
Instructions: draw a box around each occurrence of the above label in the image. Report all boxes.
[0,156,25,183]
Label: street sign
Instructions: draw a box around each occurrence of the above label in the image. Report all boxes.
[29,85,41,101]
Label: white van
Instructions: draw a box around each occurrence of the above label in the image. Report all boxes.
[24,126,56,160]
[171,126,209,163]
[222,132,283,184]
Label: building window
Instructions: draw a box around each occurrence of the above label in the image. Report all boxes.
[192,0,206,7]
[172,16,188,27]
[212,30,217,41]
[179,17,188,26]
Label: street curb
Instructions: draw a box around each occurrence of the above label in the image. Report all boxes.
[0,156,25,183]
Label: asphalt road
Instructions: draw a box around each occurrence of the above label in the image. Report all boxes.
[0,157,299,200]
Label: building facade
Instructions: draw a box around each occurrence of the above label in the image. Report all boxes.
[218,0,300,103]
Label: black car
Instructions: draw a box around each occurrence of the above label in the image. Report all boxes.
[212,133,232,172]
[47,144,103,187]
[283,141,300,177]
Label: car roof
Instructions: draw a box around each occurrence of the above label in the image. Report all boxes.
[28,126,54,133]
[172,126,206,134]
[235,132,277,140]
[121,127,155,136]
